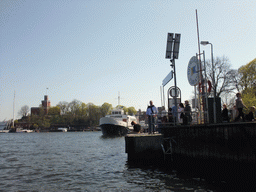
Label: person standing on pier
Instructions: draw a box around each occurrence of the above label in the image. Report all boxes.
[235,92,247,122]
[178,103,185,124]
[146,100,158,134]
[245,106,255,121]
[221,104,229,122]
[184,100,192,125]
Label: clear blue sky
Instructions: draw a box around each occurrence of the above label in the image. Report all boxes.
[1,0,256,121]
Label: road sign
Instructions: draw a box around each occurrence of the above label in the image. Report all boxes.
[162,71,173,86]
[169,87,180,97]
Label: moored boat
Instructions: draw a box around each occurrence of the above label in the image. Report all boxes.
[16,128,34,133]
[100,108,137,136]
[0,121,10,133]
[57,128,68,132]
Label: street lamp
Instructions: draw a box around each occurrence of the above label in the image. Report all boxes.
[200,41,216,124]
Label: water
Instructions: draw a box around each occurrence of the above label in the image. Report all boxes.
[0,132,230,191]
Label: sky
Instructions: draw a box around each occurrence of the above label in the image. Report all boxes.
[1,0,256,121]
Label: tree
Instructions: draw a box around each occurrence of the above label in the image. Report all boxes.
[127,107,137,115]
[238,58,256,93]
[48,106,60,115]
[57,101,69,115]
[238,58,256,112]
[100,102,113,117]
[18,105,30,117]
[205,56,237,98]
[228,69,243,93]
[87,103,101,126]
[68,99,81,116]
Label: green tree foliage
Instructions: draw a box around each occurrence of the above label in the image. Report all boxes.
[127,107,137,115]
[48,106,60,115]
[242,91,256,113]
[22,99,137,128]
[238,58,256,112]
[28,106,51,129]
[100,103,113,117]
[87,103,101,127]
[239,58,256,92]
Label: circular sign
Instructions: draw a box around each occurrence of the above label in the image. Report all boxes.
[169,87,180,97]
[187,56,199,86]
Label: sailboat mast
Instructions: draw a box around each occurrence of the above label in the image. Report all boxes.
[12,90,15,127]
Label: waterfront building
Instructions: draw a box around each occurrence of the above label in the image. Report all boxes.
[31,95,51,115]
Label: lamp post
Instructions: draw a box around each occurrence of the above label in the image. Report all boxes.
[200,41,216,124]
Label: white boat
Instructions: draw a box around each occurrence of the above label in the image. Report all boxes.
[99,108,137,136]
[16,128,34,133]
[57,128,68,132]
[0,121,10,133]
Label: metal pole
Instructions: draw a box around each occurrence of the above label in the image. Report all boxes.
[163,86,165,109]
[173,59,177,125]
[194,85,199,124]
[160,86,163,107]
[196,53,202,124]
[210,43,217,124]
[203,51,209,123]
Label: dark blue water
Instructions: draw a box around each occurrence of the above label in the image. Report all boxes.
[0,132,229,191]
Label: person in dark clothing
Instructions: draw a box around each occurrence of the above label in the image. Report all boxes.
[131,121,141,133]
[221,104,229,122]
[184,100,192,125]
[245,106,255,121]
[168,108,173,123]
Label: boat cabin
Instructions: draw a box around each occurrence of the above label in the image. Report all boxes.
[111,108,124,115]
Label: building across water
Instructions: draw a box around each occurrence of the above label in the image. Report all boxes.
[31,95,51,115]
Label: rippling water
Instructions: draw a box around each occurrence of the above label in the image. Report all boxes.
[0,132,230,191]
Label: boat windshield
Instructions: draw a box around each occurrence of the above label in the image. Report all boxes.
[111,110,123,115]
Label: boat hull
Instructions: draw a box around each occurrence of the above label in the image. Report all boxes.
[99,111,136,136]
[100,124,129,136]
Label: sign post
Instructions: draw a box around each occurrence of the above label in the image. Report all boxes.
[165,33,181,125]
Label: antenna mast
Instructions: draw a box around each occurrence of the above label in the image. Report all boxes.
[118,91,120,106]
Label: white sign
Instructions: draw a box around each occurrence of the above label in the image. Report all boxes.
[169,87,180,97]
[162,71,173,86]
[187,56,199,86]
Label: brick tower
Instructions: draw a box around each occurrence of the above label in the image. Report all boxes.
[42,95,51,114]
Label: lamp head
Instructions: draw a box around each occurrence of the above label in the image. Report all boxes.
[200,41,210,45]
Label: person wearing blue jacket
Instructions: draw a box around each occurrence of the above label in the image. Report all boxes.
[146,100,158,134]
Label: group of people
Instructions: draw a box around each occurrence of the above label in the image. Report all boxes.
[221,92,255,122]
[144,100,192,134]
[131,93,255,134]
